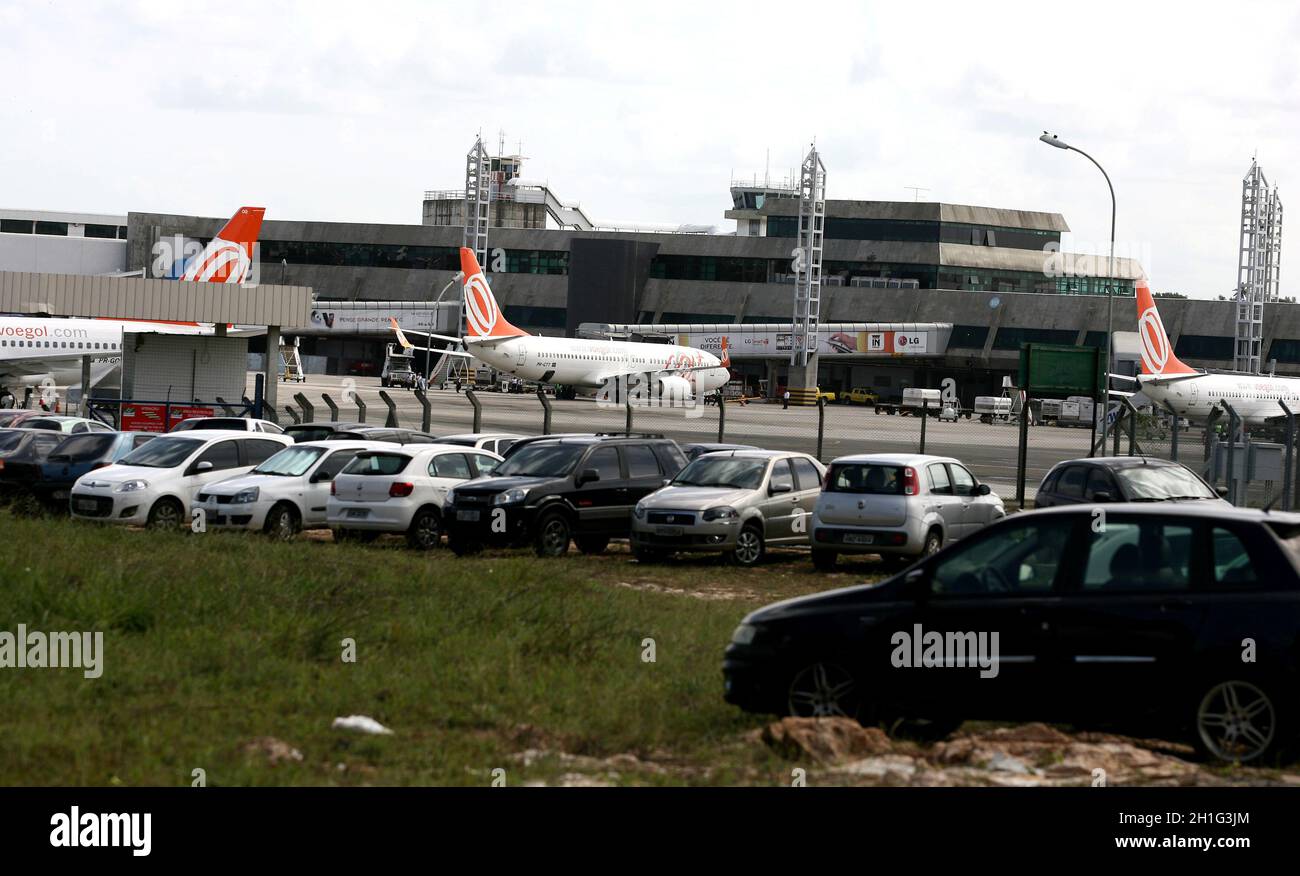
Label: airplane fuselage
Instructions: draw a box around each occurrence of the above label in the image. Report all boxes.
[465,335,730,396]
[1140,372,1300,427]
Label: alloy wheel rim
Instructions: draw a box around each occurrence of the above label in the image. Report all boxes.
[154,504,180,529]
[735,530,761,564]
[1197,681,1275,762]
[788,662,856,718]
[416,515,440,547]
[543,520,567,554]
[274,510,295,539]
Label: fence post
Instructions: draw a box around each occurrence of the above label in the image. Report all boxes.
[1016,389,1031,509]
[919,397,928,454]
[355,394,366,423]
[262,404,279,425]
[537,389,552,435]
[1222,400,1240,506]
[322,393,339,422]
[414,389,432,432]
[465,388,481,432]
[377,390,400,427]
[716,390,725,443]
[1163,401,1179,462]
[1281,400,1295,511]
[214,396,236,416]
[253,373,265,420]
[625,397,633,435]
[293,392,315,423]
[284,405,300,424]
[816,395,826,461]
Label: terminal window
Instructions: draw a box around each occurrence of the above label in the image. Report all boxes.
[1269,339,1300,364]
[1,219,33,234]
[1174,335,1234,360]
[34,221,69,236]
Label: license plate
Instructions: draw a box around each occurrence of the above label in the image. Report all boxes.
[346,508,369,519]
[74,498,97,512]
[456,509,480,522]
[53,490,69,500]
[844,533,875,545]
[655,526,684,537]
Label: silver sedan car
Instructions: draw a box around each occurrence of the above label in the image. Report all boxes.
[631,450,826,566]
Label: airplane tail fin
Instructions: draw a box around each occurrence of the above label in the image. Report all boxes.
[181,206,266,284]
[389,318,414,351]
[720,336,731,369]
[1136,279,1197,377]
[460,248,527,340]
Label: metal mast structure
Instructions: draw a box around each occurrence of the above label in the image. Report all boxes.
[437,135,492,386]
[789,144,826,402]
[1235,159,1283,373]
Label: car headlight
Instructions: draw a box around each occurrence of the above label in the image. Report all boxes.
[492,488,528,505]
[731,623,759,645]
[115,480,149,493]
[231,487,260,504]
[634,501,648,519]
[702,506,739,522]
[446,489,457,505]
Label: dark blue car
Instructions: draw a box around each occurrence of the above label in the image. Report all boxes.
[33,431,156,511]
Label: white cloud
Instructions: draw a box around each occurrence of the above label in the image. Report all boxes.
[0,0,1296,298]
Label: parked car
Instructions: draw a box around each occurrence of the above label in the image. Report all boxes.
[69,431,293,529]
[815,388,838,404]
[443,434,689,557]
[326,444,503,548]
[0,411,39,428]
[810,453,1005,570]
[725,504,1300,762]
[846,388,879,406]
[284,422,438,444]
[197,440,393,539]
[680,442,760,461]
[631,450,825,565]
[435,432,527,456]
[0,428,69,504]
[32,431,157,512]
[171,416,284,434]
[1035,457,1228,508]
[17,415,114,434]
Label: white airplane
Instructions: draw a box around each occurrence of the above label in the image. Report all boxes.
[391,247,732,400]
[0,206,265,393]
[1126,279,1300,427]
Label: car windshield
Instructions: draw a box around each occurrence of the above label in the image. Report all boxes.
[1115,464,1217,500]
[672,457,767,489]
[48,434,115,461]
[495,443,585,478]
[120,436,203,468]
[341,452,410,476]
[174,418,247,431]
[286,426,336,442]
[0,431,26,454]
[254,445,326,476]
[827,463,904,494]
[436,437,475,446]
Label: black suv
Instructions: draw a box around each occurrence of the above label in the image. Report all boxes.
[444,434,688,557]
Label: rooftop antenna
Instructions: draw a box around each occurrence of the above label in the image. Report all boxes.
[905,186,930,201]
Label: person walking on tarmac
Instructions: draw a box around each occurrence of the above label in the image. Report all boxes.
[782,389,790,410]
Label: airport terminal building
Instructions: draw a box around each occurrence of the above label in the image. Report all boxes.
[8,163,1296,401]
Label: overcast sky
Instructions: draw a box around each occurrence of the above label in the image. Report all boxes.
[2,0,1297,299]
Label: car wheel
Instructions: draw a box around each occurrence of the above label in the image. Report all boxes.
[1194,679,1280,763]
[923,528,942,557]
[264,502,301,541]
[632,545,665,564]
[811,549,838,571]
[575,535,609,555]
[406,508,443,550]
[146,498,184,531]
[534,512,571,558]
[730,523,765,566]
[10,491,44,518]
[787,661,860,719]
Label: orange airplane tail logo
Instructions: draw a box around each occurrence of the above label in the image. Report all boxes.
[389,318,414,350]
[460,248,527,340]
[1136,280,1196,376]
[720,336,731,368]
[181,206,265,284]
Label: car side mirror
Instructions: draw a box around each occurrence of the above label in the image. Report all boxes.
[577,468,600,486]
[903,565,929,599]
[662,478,671,487]
[976,483,991,496]
[1215,486,1230,498]
[194,460,214,473]
[1091,490,1112,502]
[310,471,332,483]
[769,482,792,495]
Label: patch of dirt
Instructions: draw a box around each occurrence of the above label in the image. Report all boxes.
[240,736,303,766]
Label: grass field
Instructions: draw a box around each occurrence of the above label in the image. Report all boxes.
[0,514,877,786]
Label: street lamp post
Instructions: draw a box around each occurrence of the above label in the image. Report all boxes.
[1039,132,1116,453]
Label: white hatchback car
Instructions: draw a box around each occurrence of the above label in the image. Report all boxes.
[171,416,284,434]
[327,444,502,549]
[70,431,293,529]
[435,432,527,456]
[195,440,395,539]
[810,453,1005,570]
